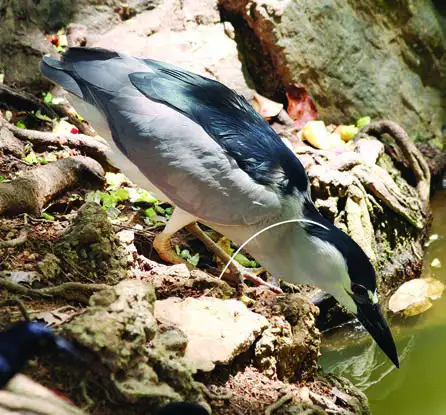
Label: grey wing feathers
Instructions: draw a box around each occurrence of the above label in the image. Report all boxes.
[39,48,283,226]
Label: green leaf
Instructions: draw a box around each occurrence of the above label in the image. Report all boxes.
[165,207,172,216]
[338,125,359,142]
[101,193,116,209]
[16,121,26,129]
[144,207,156,217]
[105,172,128,190]
[175,247,200,266]
[43,92,53,105]
[154,204,165,215]
[34,110,53,123]
[129,188,158,205]
[114,188,129,202]
[41,212,55,221]
[0,176,5,183]
[23,152,39,164]
[356,116,371,128]
[187,253,200,267]
[235,253,257,268]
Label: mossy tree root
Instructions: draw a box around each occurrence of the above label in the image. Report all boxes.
[0,277,110,304]
[361,120,431,208]
[0,155,104,216]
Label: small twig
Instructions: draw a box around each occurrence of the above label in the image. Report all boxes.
[0,298,30,321]
[80,380,95,412]
[265,394,293,415]
[0,276,110,304]
[0,115,111,168]
[197,382,232,400]
[0,226,29,248]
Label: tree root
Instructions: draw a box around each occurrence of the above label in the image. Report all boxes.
[265,393,293,415]
[361,120,431,208]
[0,155,104,216]
[0,114,111,168]
[0,298,30,321]
[197,382,232,400]
[0,277,109,304]
[0,226,29,248]
[0,84,58,118]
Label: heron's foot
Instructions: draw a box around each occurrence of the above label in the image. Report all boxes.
[247,266,266,276]
[185,223,281,293]
[153,232,194,270]
[236,265,282,294]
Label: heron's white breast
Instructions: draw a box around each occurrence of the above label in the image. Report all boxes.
[68,95,171,203]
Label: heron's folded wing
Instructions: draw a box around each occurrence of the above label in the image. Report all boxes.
[40,48,301,225]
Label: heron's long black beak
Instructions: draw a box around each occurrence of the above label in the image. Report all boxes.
[355,302,399,368]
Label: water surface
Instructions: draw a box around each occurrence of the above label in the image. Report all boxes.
[320,190,446,415]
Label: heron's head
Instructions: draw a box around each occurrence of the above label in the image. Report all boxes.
[302,204,399,367]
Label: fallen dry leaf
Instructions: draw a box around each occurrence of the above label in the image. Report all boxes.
[301,120,345,150]
[286,85,318,128]
[251,93,283,119]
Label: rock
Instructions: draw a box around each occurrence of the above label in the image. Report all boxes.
[63,280,206,410]
[154,297,269,372]
[220,0,446,144]
[252,293,321,380]
[53,203,129,284]
[142,263,236,299]
[92,0,254,99]
[320,374,369,415]
[388,277,444,316]
[0,0,252,94]
[417,143,446,185]
[0,0,159,91]
[36,253,61,280]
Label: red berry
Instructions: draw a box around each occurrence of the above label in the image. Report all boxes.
[70,127,79,134]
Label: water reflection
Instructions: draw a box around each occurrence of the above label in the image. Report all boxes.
[320,190,446,415]
[322,335,415,391]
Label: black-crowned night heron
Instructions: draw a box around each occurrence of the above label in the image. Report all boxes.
[41,47,399,367]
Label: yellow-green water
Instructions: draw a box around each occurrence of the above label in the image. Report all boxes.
[320,190,446,415]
